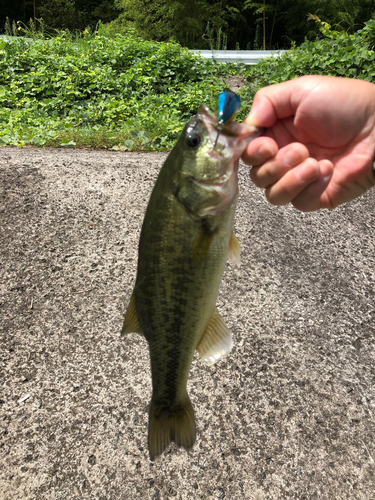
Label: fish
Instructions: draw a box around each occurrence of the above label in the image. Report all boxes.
[122,95,262,461]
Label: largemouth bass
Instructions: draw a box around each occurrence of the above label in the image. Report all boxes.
[122,100,261,460]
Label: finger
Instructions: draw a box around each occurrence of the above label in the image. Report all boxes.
[292,160,334,212]
[244,76,319,128]
[320,158,375,209]
[250,142,310,188]
[244,93,279,128]
[265,157,320,206]
[242,136,278,167]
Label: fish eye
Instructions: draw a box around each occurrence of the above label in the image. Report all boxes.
[186,132,202,150]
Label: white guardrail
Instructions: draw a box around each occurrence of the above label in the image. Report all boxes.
[190,50,288,65]
[0,37,287,65]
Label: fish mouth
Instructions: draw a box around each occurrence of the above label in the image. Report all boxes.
[197,103,264,160]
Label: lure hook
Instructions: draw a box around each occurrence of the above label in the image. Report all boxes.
[214,91,241,149]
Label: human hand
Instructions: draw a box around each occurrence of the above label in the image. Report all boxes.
[242,75,375,211]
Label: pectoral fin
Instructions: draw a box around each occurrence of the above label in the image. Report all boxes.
[228,232,241,268]
[196,308,233,366]
[121,294,143,336]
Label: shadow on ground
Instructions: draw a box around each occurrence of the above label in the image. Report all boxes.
[1,147,375,500]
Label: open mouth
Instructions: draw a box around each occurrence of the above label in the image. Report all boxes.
[197,102,263,158]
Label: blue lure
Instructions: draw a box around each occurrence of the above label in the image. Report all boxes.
[214,91,241,147]
[217,91,241,126]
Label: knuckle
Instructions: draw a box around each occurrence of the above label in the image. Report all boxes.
[292,199,313,212]
[257,162,283,188]
[265,187,288,206]
[249,167,263,187]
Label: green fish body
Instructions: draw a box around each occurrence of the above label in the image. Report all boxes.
[122,103,261,460]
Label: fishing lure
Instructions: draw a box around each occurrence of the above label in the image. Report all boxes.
[214,91,241,147]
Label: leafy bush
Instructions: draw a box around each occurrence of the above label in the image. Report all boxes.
[240,18,375,116]
[1,19,375,149]
[0,29,243,149]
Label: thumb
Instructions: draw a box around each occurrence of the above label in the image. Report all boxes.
[244,78,310,128]
[244,93,278,128]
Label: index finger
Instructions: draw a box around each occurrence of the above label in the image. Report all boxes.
[241,136,278,167]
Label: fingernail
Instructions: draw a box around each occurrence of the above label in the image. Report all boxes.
[283,148,308,169]
[319,160,333,178]
[283,149,297,168]
[244,96,267,127]
[321,174,332,184]
[297,161,319,182]
[244,111,260,127]
[256,143,276,161]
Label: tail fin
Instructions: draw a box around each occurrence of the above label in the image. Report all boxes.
[148,395,196,461]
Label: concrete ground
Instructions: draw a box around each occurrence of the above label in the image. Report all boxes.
[1,147,375,500]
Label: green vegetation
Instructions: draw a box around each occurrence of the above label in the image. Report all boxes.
[1,17,375,150]
[0,27,245,149]
[246,17,375,87]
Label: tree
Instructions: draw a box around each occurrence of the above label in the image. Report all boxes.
[2,0,374,50]
[1,0,119,32]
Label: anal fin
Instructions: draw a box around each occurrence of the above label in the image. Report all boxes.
[196,307,233,366]
[121,294,143,336]
[228,231,241,267]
